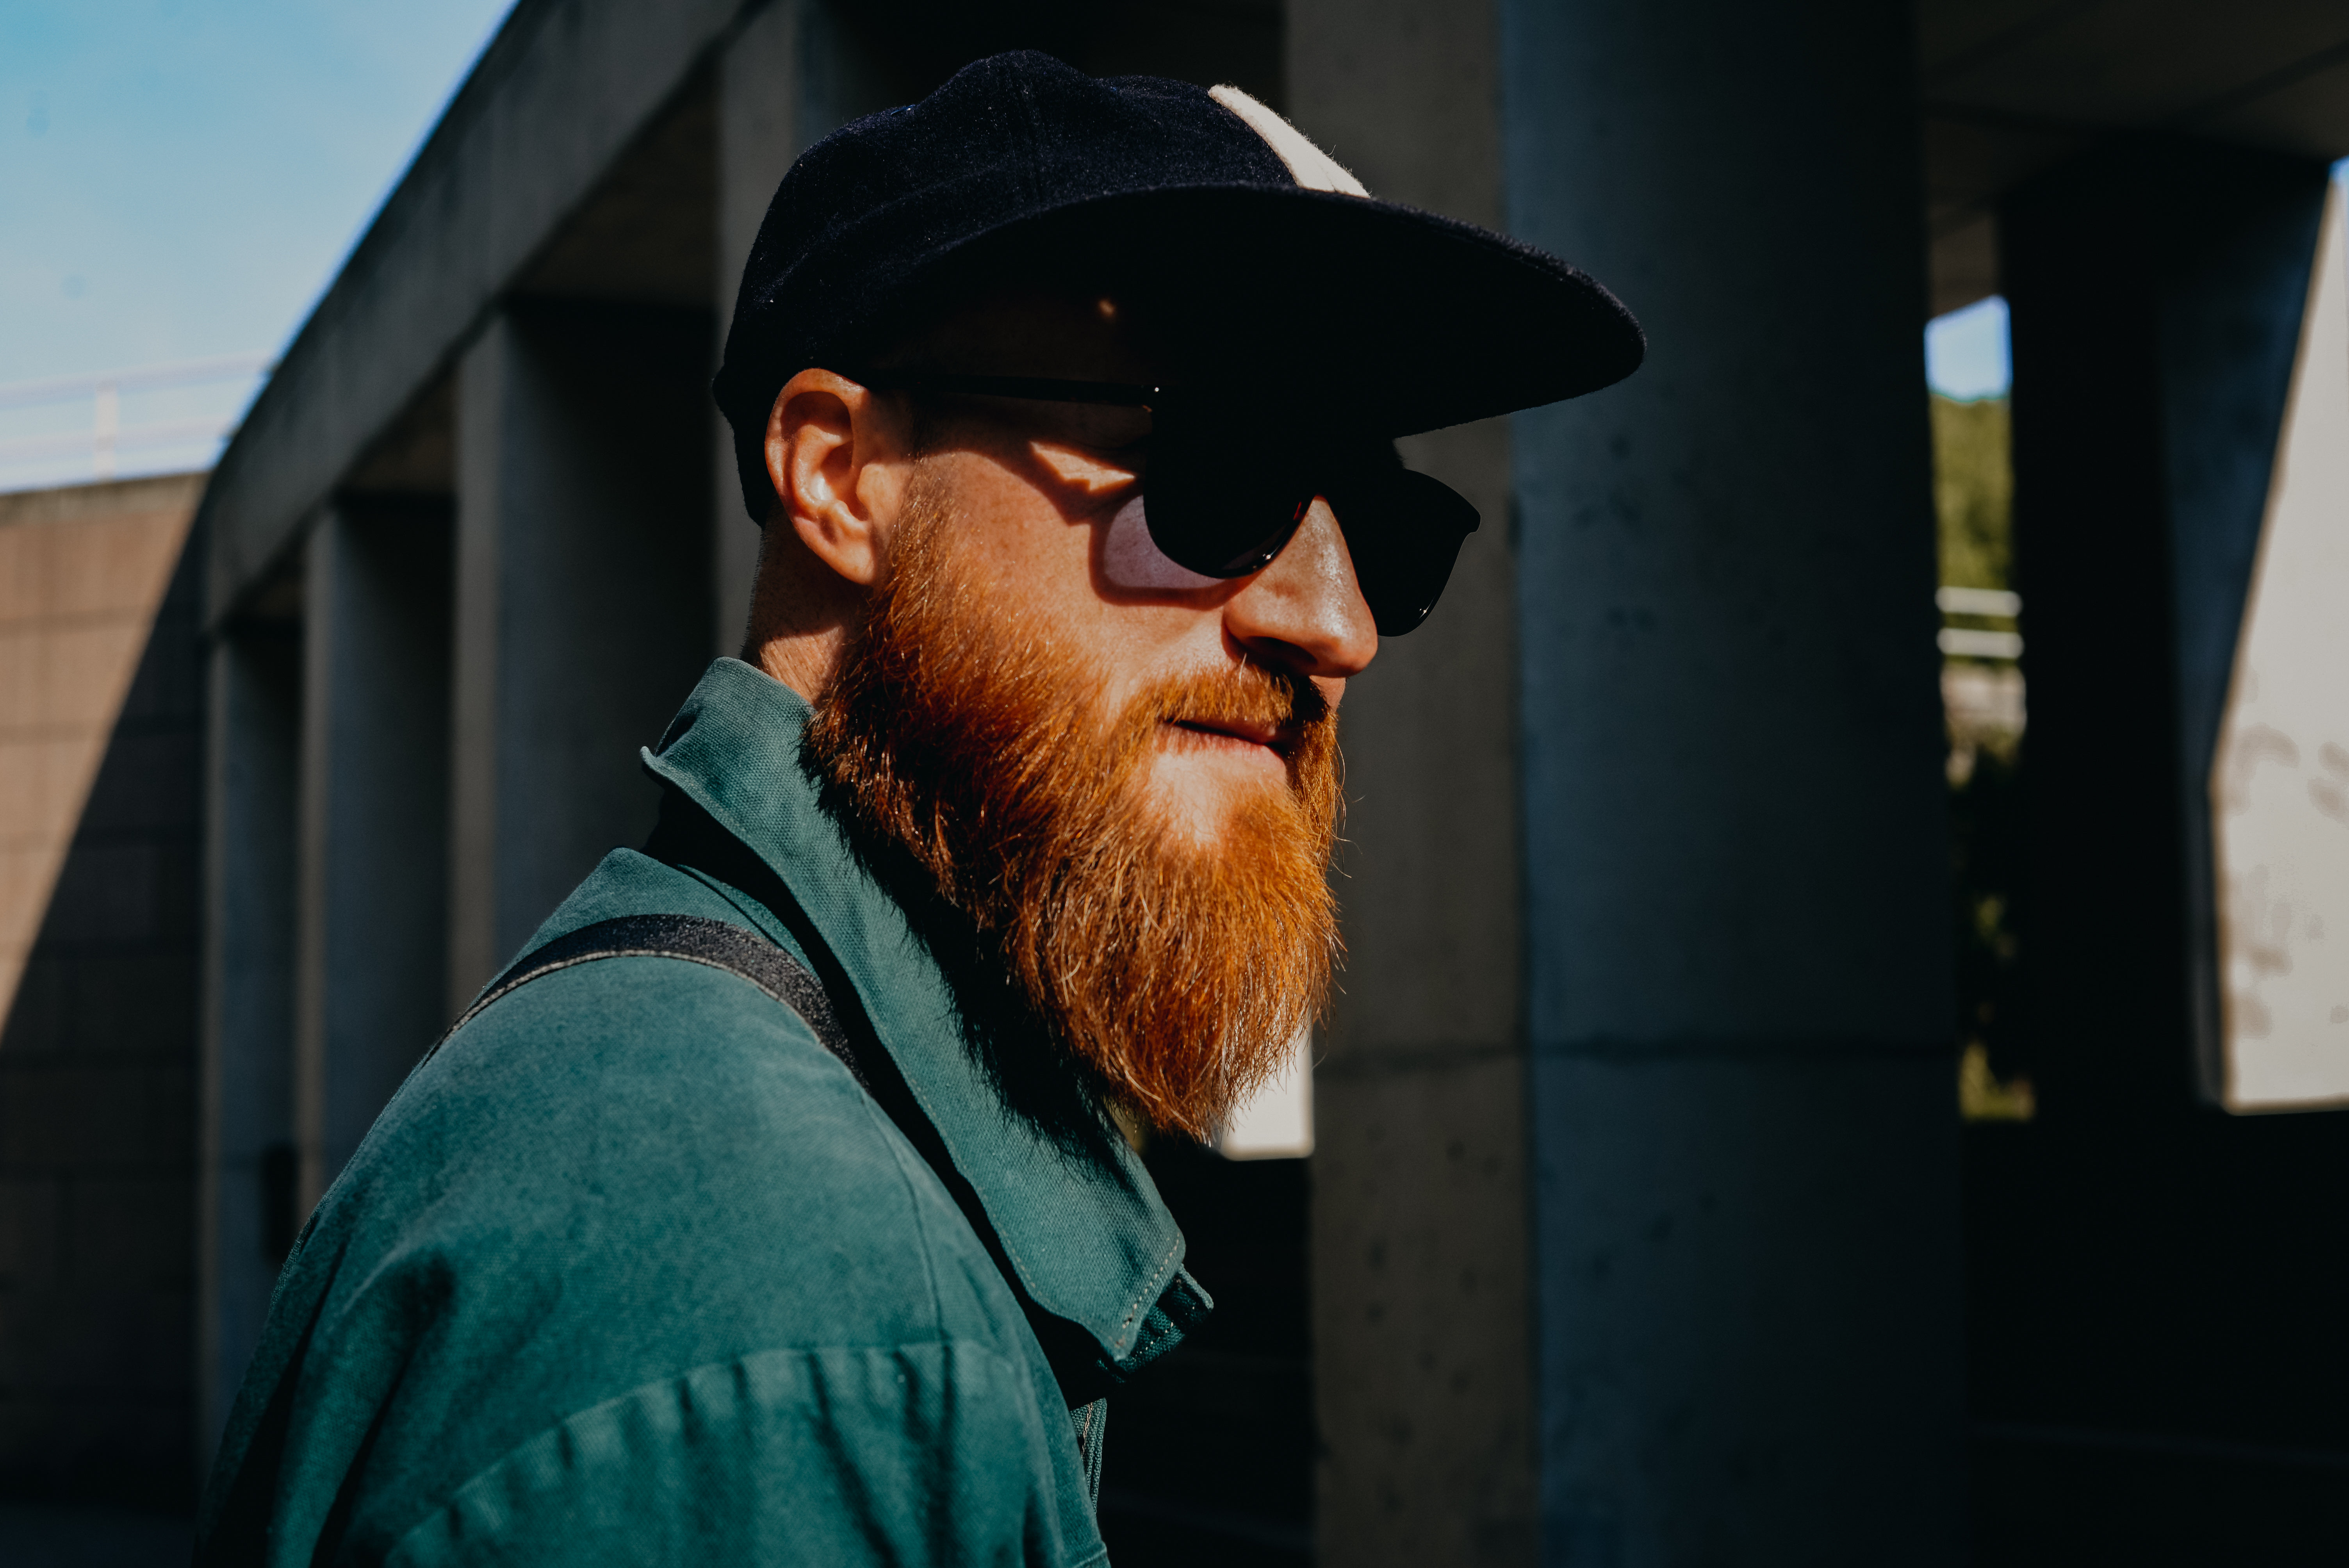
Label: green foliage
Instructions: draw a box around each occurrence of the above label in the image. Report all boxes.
[1932,394,2012,591]
[1934,392,2029,1117]
[1950,743,2033,1113]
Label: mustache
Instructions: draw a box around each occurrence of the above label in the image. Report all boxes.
[1135,660,1333,756]
[967,660,1333,868]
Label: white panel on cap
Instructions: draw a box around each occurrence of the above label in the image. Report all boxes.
[1208,85,1370,198]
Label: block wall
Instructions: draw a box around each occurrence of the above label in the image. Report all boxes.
[0,474,207,1507]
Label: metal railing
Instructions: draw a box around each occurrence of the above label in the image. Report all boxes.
[1938,584,2023,660]
[0,353,273,481]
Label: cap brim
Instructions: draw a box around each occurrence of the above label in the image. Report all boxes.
[905,183,1645,435]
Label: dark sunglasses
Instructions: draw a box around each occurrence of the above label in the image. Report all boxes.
[854,371,1479,635]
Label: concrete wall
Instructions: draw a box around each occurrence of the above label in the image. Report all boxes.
[0,478,201,1019]
[0,475,208,1507]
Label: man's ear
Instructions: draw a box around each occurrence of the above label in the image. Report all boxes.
[764,368,913,588]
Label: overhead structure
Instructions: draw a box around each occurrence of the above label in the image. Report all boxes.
[1921,0,2349,312]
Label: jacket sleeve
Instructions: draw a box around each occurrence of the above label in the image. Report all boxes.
[384,1340,1100,1568]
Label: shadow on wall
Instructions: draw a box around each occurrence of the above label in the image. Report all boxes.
[0,476,208,1520]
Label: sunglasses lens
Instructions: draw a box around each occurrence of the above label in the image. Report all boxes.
[1335,469,1480,636]
[1136,404,1479,634]
[1141,405,1313,578]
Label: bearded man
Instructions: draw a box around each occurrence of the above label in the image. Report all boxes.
[198,51,1638,1568]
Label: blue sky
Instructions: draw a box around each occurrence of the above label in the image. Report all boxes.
[1,0,513,489]
[1925,296,2010,402]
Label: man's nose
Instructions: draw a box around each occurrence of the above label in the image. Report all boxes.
[1221,498,1379,679]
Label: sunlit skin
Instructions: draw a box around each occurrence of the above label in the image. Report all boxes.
[744,292,1380,841]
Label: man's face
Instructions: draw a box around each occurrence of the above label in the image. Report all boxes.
[773,288,1381,1136]
[882,290,1380,844]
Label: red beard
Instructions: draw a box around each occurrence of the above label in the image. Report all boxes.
[803,483,1343,1138]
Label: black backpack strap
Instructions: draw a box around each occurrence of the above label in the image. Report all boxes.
[429,912,871,1093]
[430,793,1123,1487]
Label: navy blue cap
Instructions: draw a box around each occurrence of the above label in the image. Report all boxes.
[714,50,1643,522]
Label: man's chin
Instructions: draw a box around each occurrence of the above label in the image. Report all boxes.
[1142,746,1294,845]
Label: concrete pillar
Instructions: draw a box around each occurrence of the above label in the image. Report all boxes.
[712,0,910,657]
[1500,4,1962,1563]
[198,621,299,1463]
[1968,141,2349,1559]
[450,302,714,1005]
[712,0,802,655]
[294,502,452,1208]
[1286,3,1538,1563]
[2001,144,2329,1115]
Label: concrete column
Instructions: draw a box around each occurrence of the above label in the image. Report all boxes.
[294,502,452,1208]
[2000,144,2330,1115]
[450,302,715,1006]
[198,621,299,1463]
[712,0,803,655]
[1968,141,2349,1559]
[1287,4,1538,1563]
[712,0,908,657]
[1500,4,1962,1563]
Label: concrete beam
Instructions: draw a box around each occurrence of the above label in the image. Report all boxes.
[200,0,743,627]
[1916,0,2349,303]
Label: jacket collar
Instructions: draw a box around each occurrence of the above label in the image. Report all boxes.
[642,658,1205,1372]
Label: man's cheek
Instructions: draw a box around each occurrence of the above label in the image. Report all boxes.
[1100,495,1221,592]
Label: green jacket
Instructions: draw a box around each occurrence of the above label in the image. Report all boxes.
[197,657,1207,1566]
